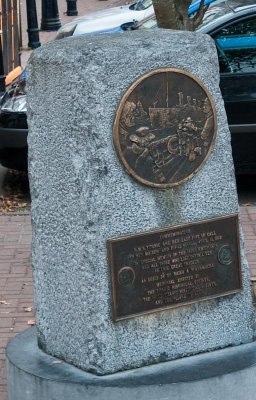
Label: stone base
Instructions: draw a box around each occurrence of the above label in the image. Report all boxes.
[6,328,256,400]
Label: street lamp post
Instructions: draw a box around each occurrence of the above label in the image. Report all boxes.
[66,0,78,16]
[41,0,62,31]
[26,0,41,49]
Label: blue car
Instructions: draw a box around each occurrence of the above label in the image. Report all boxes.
[0,0,255,174]
[189,0,223,14]
[125,0,256,174]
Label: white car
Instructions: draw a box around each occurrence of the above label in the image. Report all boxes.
[55,0,154,39]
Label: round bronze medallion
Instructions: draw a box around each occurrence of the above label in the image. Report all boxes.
[113,68,217,188]
[118,267,135,287]
[218,245,234,266]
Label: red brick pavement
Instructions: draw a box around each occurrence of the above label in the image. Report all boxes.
[2,0,128,398]
[240,206,256,277]
[0,207,255,400]
[0,213,33,400]
[1,1,255,399]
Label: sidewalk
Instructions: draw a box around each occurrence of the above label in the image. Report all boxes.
[240,206,256,276]
[0,207,256,400]
[0,2,256,400]
[20,0,127,65]
[2,1,128,398]
[0,213,32,400]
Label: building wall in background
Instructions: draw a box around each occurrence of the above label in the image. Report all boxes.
[0,0,20,75]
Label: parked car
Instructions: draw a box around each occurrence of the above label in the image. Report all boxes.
[0,0,213,171]
[120,1,256,175]
[197,1,256,175]
[55,0,210,39]
[55,0,154,39]
[0,70,27,170]
[0,0,255,174]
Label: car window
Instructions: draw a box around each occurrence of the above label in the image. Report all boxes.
[200,7,229,27]
[213,16,256,73]
[133,0,152,11]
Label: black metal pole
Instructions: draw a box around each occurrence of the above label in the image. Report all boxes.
[26,0,41,49]
[18,0,23,65]
[0,36,6,93]
[41,0,61,31]
[66,0,78,16]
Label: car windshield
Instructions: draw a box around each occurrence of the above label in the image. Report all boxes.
[133,0,152,11]
[199,6,231,28]
[198,0,256,28]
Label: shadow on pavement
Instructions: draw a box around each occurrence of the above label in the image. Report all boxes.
[0,169,30,213]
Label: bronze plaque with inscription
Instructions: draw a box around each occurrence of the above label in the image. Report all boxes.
[108,214,242,321]
[113,68,217,188]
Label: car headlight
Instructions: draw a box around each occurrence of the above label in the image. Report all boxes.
[55,24,77,40]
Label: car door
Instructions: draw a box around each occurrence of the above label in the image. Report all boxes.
[211,12,256,174]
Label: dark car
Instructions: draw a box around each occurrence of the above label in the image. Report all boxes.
[0,0,255,173]
[122,0,256,174]
[198,1,256,174]
[0,70,27,170]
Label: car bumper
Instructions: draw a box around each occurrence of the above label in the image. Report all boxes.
[230,124,256,175]
[0,126,28,148]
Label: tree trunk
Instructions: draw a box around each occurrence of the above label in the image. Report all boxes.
[152,0,208,31]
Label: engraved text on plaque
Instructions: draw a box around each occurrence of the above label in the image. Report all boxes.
[108,214,242,321]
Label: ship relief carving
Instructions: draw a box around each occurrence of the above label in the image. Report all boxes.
[113,68,217,188]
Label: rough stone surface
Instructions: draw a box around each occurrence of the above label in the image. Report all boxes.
[27,29,254,375]
[6,328,256,400]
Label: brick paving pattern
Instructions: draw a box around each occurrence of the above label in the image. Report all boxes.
[0,214,32,400]
[1,1,255,399]
[0,208,255,399]
[3,1,128,397]
[240,206,256,277]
